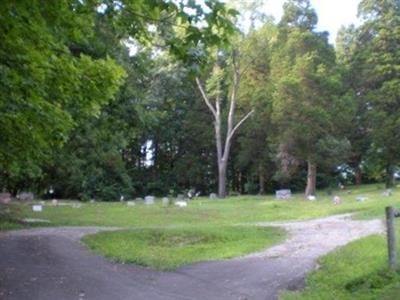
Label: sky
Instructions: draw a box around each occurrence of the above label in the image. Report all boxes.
[242,0,361,44]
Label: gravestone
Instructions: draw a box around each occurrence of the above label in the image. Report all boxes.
[120,195,125,202]
[356,196,367,202]
[275,189,292,200]
[52,199,58,206]
[32,205,43,212]
[333,195,341,205]
[145,196,155,205]
[383,189,393,197]
[17,192,34,202]
[162,197,169,206]
[0,193,11,204]
[126,201,135,207]
[90,199,96,203]
[175,201,187,208]
[209,193,218,200]
[307,195,316,201]
[177,194,185,201]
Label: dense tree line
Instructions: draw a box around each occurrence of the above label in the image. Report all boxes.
[1,0,399,200]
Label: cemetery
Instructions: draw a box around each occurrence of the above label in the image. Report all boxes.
[1,0,400,299]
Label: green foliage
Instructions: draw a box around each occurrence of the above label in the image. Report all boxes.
[0,1,125,190]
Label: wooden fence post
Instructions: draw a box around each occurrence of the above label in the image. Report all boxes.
[386,206,400,271]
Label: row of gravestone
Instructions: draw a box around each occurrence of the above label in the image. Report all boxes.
[0,192,35,204]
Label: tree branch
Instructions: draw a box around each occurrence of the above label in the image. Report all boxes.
[195,77,217,118]
[227,109,255,142]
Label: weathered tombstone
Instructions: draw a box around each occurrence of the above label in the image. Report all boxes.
[333,195,341,205]
[175,201,187,208]
[145,196,155,205]
[209,193,218,200]
[307,195,316,201]
[162,197,169,206]
[17,192,34,202]
[275,189,292,200]
[126,201,135,207]
[51,199,58,206]
[383,189,393,197]
[32,205,43,212]
[0,193,12,204]
[356,196,367,202]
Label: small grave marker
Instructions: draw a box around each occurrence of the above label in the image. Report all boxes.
[32,205,43,212]
[275,189,292,200]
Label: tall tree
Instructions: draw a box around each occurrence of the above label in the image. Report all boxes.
[271,0,352,197]
[196,52,254,198]
[355,0,400,187]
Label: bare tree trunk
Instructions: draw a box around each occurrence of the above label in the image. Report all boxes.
[218,162,227,197]
[386,165,396,188]
[355,165,362,186]
[259,166,265,194]
[305,161,317,197]
[195,52,254,199]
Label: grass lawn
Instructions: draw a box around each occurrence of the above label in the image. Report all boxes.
[281,223,400,300]
[4,184,399,229]
[83,226,286,270]
[1,184,400,275]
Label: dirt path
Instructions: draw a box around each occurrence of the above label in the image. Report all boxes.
[0,214,384,300]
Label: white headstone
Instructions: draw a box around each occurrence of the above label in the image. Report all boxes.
[307,195,316,201]
[162,197,169,205]
[52,199,58,206]
[145,196,155,205]
[32,205,43,212]
[175,201,187,208]
[333,195,341,205]
[126,201,135,207]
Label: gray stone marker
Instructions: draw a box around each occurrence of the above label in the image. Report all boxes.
[356,196,368,202]
[0,193,12,204]
[209,193,218,199]
[275,189,292,200]
[145,196,155,205]
[162,197,169,206]
[126,201,135,207]
[17,192,34,202]
[383,189,393,197]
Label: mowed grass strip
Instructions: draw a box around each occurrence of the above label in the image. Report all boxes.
[82,226,286,270]
[281,224,400,300]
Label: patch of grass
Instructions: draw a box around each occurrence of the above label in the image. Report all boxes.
[82,226,286,270]
[10,184,400,229]
[281,224,400,300]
